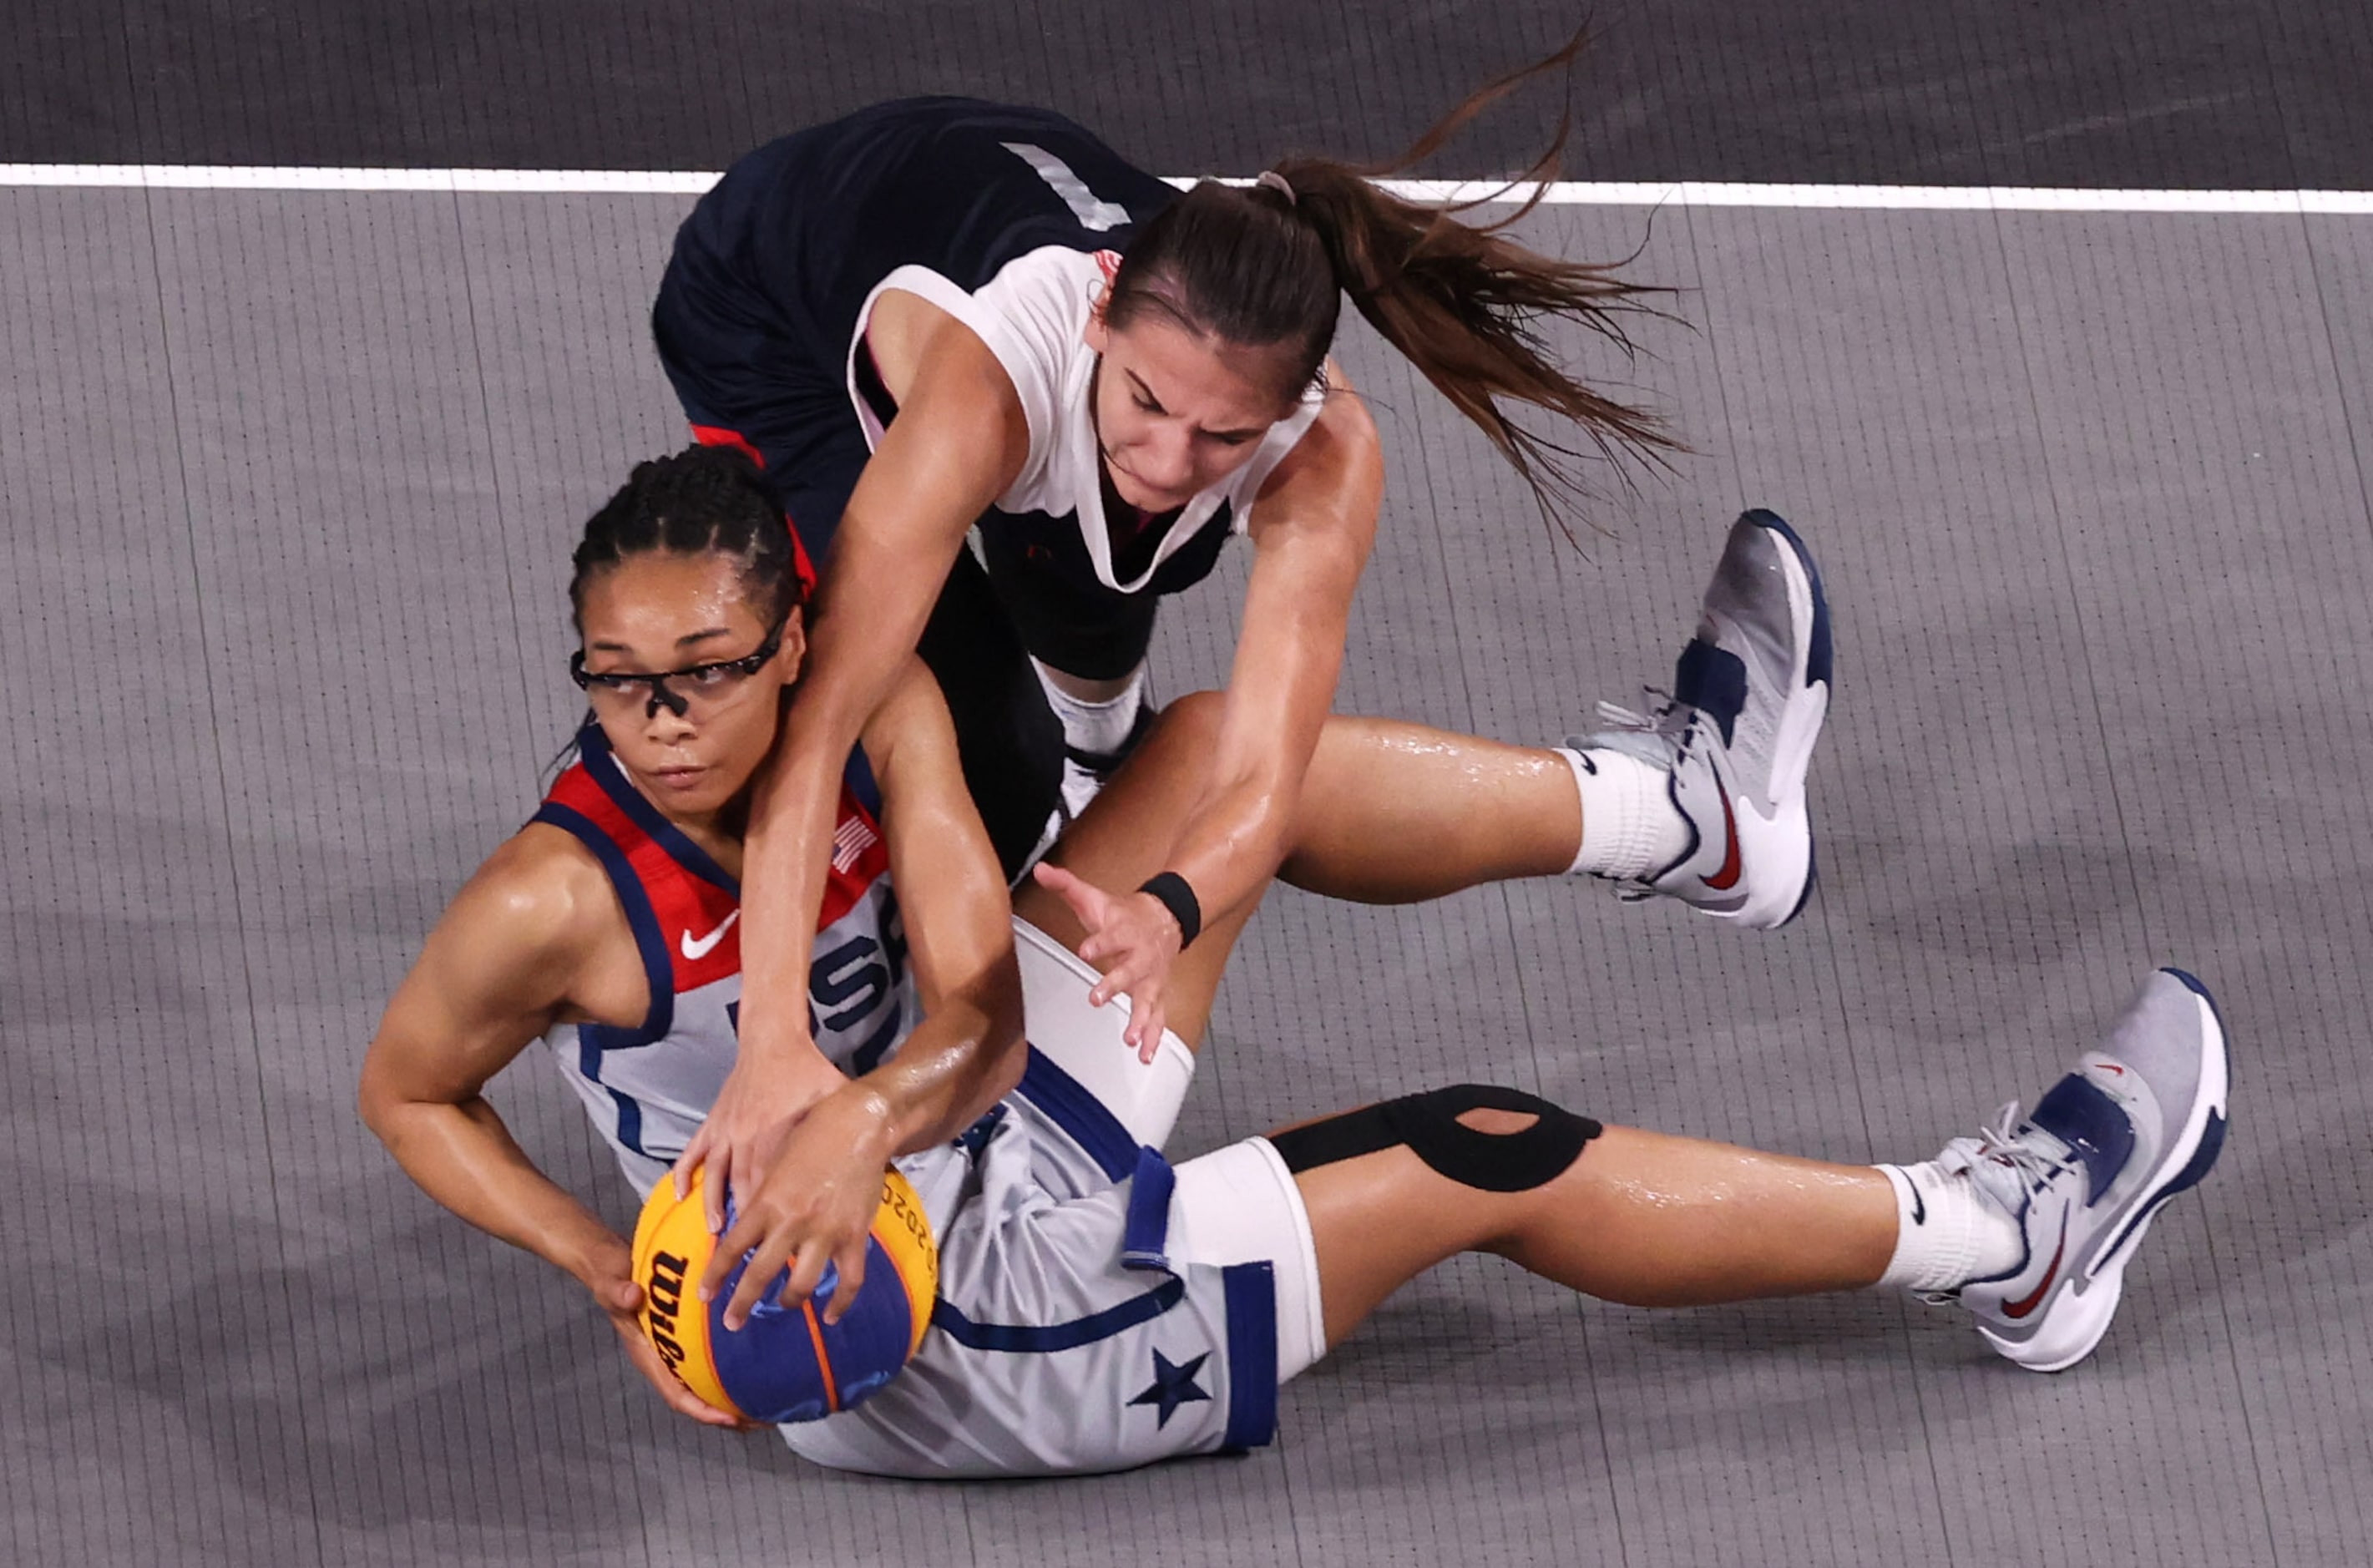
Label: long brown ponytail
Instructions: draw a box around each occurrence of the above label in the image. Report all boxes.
[1105,27,1677,535]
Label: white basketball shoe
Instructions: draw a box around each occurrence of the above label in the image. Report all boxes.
[1576,509,1833,929]
[1938,969,2231,1372]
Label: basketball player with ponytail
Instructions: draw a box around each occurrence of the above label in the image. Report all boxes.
[361,445,2228,1474]
[656,41,1836,1237]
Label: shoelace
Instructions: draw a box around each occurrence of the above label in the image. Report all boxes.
[1943,1101,2082,1213]
[1907,1102,2082,1307]
[1566,687,1706,899]
[1568,687,1698,767]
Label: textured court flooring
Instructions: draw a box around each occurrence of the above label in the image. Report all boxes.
[4,184,2371,1565]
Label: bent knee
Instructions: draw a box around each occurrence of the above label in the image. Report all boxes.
[1270,1085,1601,1193]
[1150,688,1226,746]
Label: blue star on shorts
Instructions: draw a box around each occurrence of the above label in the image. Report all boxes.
[1127,1348,1212,1429]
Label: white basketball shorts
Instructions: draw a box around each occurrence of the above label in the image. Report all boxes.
[779,918,1327,1477]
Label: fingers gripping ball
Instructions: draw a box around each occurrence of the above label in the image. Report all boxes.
[630,1167,939,1424]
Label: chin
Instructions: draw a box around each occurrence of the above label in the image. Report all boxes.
[1116,473,1187,511]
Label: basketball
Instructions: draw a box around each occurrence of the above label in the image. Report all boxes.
[630,1166,939,1424]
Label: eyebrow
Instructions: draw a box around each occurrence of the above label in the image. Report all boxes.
[1126,370,1269,443]
[587,626,736,655]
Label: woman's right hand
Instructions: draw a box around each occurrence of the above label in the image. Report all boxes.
[670,1038,849,1233]
[580,1241,757,1430]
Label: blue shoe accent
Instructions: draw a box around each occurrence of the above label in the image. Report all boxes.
[2160,1105,2228,1200]
[1742,508,1831,689]
[2099,1106,2228,1261]
[1778,830,1819,927]
[1673,640,1748,745]
[2027,1075,2138,1206]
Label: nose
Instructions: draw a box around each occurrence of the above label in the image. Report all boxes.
[643,677,691,721]
[643,688,698,744]
[1138,424,1197,494]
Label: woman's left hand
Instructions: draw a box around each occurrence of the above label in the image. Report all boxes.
[1030,862,1181,1063]
[702,1083,898,1332]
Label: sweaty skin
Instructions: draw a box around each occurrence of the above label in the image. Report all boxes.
[366,556,1905,1440]
[1009,690,1897,1344]
[686,284,1382,1210]
[360,553,1026,1423]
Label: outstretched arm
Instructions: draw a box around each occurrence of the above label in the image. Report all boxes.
[706,657,1029,1331]
[676,297,1030,1214]
[357,835,749,1429]
[1038,378,1381,1054]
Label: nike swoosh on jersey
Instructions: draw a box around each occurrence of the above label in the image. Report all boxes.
[681,911,740,961]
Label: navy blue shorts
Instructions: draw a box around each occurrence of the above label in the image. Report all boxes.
[650,99,1185,872]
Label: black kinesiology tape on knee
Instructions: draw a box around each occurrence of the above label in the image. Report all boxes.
[1268,1084,1601,1193]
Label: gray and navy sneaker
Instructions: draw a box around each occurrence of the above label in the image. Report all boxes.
[1943,969,2232,1372]
[1578,508,1833,929]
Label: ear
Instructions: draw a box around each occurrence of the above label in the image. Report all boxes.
[1083,301,1111,357]
[775,604,809,684]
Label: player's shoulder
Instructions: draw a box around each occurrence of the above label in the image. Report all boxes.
[1303,369,1381,460]
[443,822,623,959]
[969,245,1106,339]
[1253,370,1382,513]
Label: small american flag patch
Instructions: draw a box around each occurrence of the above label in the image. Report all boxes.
[832,814,879,873]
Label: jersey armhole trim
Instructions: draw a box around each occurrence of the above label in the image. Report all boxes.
[577,725,741,898]
[846,264,1043,473]
[844,741,883,818]
[527,801,676,1050]
[1228,392,1329,538]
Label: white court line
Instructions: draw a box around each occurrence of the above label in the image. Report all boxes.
[2,164,2370,212]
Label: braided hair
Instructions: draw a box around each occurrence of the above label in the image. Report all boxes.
[569,443,804,631]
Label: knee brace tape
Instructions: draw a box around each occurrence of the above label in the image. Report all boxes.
[1267,1085,1601,1193]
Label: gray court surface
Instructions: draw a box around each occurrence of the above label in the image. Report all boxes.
[3,187,2369,1566]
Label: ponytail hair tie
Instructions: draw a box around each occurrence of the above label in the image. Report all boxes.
[1253,169,1298,206]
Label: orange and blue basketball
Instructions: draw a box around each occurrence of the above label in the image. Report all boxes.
[631,1166,939,1424]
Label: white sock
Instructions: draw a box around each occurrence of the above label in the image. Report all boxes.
[1554,746,1690,881]
[1872,1161,2025,1292]
[1033,660,1147,758]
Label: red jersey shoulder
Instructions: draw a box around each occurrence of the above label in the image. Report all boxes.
[539,749,888,989]
[540,758,742,992]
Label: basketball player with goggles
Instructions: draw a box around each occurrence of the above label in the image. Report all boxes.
[360,445,2228,1475]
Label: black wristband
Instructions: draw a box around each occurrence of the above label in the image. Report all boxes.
[1136,872,1202,949]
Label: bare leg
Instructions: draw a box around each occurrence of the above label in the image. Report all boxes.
[1012,693,1584,1044]
[1292,1111,1897,1348]
[1276,716,1580,903]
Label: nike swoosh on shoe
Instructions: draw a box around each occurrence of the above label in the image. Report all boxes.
[1702,791,1743,891]
[2004,1210,2071,1320]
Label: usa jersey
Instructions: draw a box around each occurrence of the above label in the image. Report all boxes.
[529,725,918,1194]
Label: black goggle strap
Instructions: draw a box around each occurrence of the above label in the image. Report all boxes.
[642,677,691,720]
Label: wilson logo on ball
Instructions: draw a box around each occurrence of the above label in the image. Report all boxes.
[630,1167,939,1424]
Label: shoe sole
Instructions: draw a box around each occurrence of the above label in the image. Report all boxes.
[1725,509,1832,929]
[1979,969,2232,1372]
